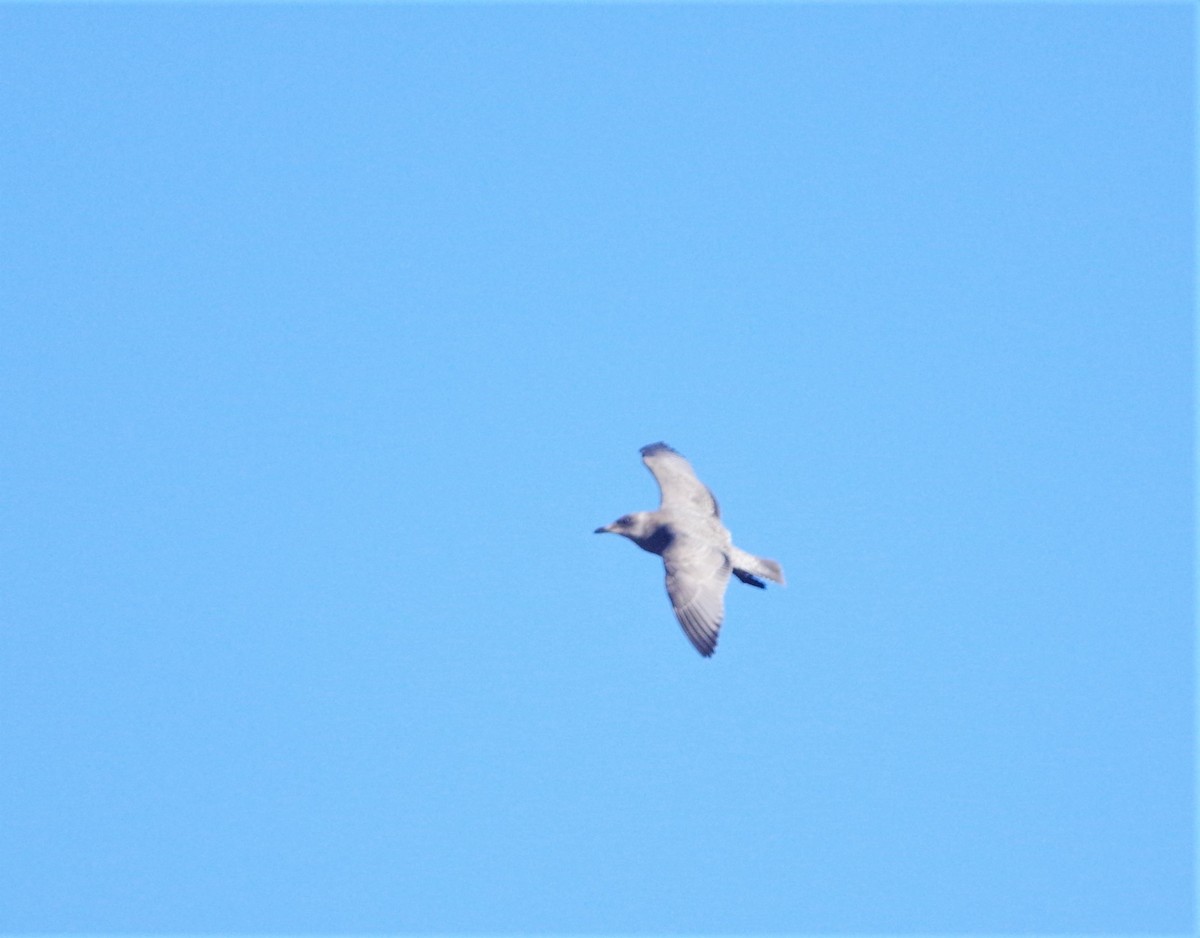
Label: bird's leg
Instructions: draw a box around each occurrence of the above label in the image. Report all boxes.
[732,569,766,589]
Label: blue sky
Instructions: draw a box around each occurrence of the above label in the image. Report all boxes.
[0,4,1193,933]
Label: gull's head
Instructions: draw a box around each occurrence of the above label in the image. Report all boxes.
[594,512,654,538]
[594,512,667,553]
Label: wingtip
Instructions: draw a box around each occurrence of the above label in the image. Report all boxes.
[639,441,677,457]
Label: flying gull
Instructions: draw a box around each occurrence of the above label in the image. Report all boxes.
[594,442,785,657]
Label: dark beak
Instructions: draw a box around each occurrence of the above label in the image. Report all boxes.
[593,525,610,534]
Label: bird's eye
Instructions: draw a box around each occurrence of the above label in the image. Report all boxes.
[618,515,633,526]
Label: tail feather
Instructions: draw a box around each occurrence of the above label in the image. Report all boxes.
[730,547,786,587]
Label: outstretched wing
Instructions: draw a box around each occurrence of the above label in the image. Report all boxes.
[663,542,732,657]
[640,442,720,517]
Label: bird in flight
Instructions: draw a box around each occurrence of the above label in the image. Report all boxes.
[594,442,784,657]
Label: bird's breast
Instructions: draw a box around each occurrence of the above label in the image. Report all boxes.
[632,524,675,556]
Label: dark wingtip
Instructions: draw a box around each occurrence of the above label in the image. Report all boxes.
[639,442,677,457]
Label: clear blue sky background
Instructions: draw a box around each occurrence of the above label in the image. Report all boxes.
[0,4,1193,934]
